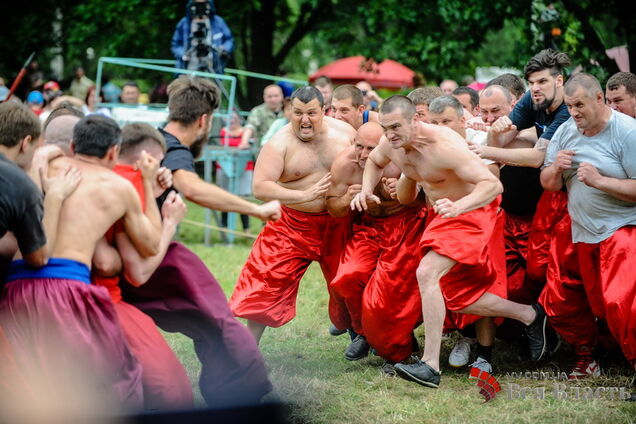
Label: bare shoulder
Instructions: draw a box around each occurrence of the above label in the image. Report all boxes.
[325,116,355,146]
[331,146,357,174]
[263,125,293,153]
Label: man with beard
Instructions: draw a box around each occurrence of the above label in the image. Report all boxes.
[160,75,280,221]
[229,86,356,344]
[119,75,280,408]
[473,50,572,296]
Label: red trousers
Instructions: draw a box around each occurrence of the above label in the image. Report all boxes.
[526,191,567,283]
[503,213,536,303]
[330,207,427,362]
[230,206,351,328]
[421,198,507,330]
[576,226,636,361]
[539,211,596,355]
[114,301,194,410]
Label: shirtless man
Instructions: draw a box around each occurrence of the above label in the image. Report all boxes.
[0,114,163,410]
[427,95,506,373]
[331,85,379,130]
[351,96,548,388]
[229,86,356,344]
[327,122,426,373]
[407,86,443,123]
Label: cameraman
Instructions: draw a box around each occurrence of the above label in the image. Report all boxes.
[171,0,234,74]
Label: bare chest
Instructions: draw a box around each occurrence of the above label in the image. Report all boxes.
[281,144,338,182]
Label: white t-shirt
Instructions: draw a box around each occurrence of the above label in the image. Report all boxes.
[545,110,636,243]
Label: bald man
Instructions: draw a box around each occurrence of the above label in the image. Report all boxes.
[44,115,81,155]
[326,122,426,373]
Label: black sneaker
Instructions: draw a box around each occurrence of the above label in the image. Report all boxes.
[345,335,370,361]
[394,360,441,388]
[525,303,548,361]
[329,324,347,336]
[381,361,396,376]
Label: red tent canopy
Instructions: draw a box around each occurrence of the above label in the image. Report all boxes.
[308,56,415,89]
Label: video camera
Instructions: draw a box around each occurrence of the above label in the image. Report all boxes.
[189,1,210,18]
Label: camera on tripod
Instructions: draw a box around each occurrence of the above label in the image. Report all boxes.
[192,23,210,58]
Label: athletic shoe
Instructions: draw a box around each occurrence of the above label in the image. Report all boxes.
[329,324,347,336]
[568,356,601,380]
[449,337,473,367]
[469,356,493,374]
[344,335,370,361]
[525,303,548,361]
[381,361,396,376]
[394,360,441,388]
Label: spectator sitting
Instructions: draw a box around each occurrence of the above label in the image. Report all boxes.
[101,76,122,104]
[216,112,254,231]
[83,85,112,118]
[239,84,284,149]
[260,97,292,145]
[120,81,141,105]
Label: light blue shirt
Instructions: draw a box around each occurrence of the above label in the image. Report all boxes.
[545,110,636,243]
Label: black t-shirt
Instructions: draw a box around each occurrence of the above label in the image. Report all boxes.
[0,154,47,255]
[156,128,196,208]
[500,92,570,216]
[509,91,570,141]
[159,128,196,173]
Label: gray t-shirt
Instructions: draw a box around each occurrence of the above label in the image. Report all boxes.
[545,110,636,243]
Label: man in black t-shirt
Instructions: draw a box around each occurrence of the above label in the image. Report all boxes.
[120,76,278,408]
[468,50,572,361]
[0,103,76,271]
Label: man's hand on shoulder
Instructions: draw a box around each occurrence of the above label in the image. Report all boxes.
[40,165,82,201]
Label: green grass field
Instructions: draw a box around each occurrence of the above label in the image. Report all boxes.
[163,203,636,424]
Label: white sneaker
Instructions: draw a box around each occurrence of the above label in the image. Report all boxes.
[449,337,473,367]
[469,356,493,374]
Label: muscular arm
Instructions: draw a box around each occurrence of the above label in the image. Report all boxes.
[477,145,546,168]
[114,219,177,286]
[121,183,161,257]
[590,177,636,203]
[487,127,519,148]
[396,175,420,205]
[443,146,503,215]
[251,142,314,204]
[540,163,565,191]
[173,169,260,215]
[92,237,123,277]
[326,161,358,218]
[361,142,392,194]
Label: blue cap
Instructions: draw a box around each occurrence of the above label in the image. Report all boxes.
[27,90,44,105]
